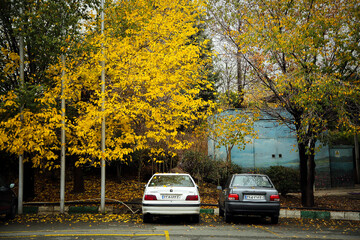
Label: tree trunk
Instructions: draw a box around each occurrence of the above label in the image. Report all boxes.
[152,158,154,175]
[116,161,122,183]
[237,51,242,94]
[354,133,360,184]
[227,146,232,165]
[298,140,316,207]
[236,50,244,107]
[226,146,232,175]
[23,161,35,201]
[138,153,143,187]
[73,166,84,193]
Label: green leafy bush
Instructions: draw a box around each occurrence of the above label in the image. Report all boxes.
[180,151,242,185]
[206,160,242,187]
[266,166,300,196]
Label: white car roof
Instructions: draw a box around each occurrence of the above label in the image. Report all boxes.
[152,173,190,175]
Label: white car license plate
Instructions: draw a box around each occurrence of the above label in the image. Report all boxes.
[244,195,265,200]
[162,195,181,200]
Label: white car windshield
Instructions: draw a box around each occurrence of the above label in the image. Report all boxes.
[149,175,195,187]
[232,175,272,188]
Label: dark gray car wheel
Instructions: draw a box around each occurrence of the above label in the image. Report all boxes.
[6,202,17,219]
[271,215,279,224]
[191,214,200,223]
[224,209,232,223]
[218,202,224,217]
[143,214,152,223]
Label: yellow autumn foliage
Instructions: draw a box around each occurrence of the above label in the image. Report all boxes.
[0,0,214,170]
[231,0,360,141]
[40,0,215,166]
[207,108,259,164]
[0,104,61,167]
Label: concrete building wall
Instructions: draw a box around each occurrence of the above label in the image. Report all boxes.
[208,111,354,188]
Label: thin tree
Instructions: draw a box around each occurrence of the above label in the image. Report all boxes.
[212,0,360,207]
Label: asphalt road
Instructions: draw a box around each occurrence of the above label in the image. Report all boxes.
[0,215,359,240]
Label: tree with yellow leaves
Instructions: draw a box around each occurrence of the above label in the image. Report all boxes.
[0,0,99,199]
[45,0,215,171]
[208,0,360,207]
[1,0,215,199]
[207,108,258,172]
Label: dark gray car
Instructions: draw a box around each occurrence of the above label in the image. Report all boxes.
[218,173,280,224]
[0,176,17,219]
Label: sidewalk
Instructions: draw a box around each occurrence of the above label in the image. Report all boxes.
[277,184,360,221]
[23,205,360,221]
[292,184,360,197]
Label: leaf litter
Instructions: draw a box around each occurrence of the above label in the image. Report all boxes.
[5,174,360,232]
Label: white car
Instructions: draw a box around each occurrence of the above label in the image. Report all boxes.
[142,173,200,223]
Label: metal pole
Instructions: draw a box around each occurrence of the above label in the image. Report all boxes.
[100,0,106,214]
[354,133,360,183]
[60,54,66,213]
[18,6,24,215]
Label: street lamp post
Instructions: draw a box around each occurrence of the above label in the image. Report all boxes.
[60,54,66,213]
[100,0,106,214]
[18,5,24,215]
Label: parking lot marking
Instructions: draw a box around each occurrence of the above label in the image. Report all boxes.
[256,225,283,238]
[165,230,170,240]
[0,231,170,239]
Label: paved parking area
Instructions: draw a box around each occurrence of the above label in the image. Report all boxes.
[0,229,171,239]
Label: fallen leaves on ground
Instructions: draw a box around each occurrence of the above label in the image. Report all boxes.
[6,213,142,225]
[280,218,360,234]
[6,213,360,234]
[31,174,359,211]
[30,175,221,209]
[280,194,359,211]
[32,176,144,204]
[4,173,357,227]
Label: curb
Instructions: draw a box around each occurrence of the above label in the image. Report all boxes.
[200,209,214,214]
[23,206,215,215]
[280,209,360,221]
[22,206,360,221]
[68,206,98,214]
[214,208,360,221]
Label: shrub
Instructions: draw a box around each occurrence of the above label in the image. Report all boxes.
[180,151,242,186]
[213,162,242,187]
[180,151,216,183]
[265,166,300,196]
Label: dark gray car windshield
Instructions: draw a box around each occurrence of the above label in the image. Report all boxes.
[149,175,195,187]
[231,175,272,188]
